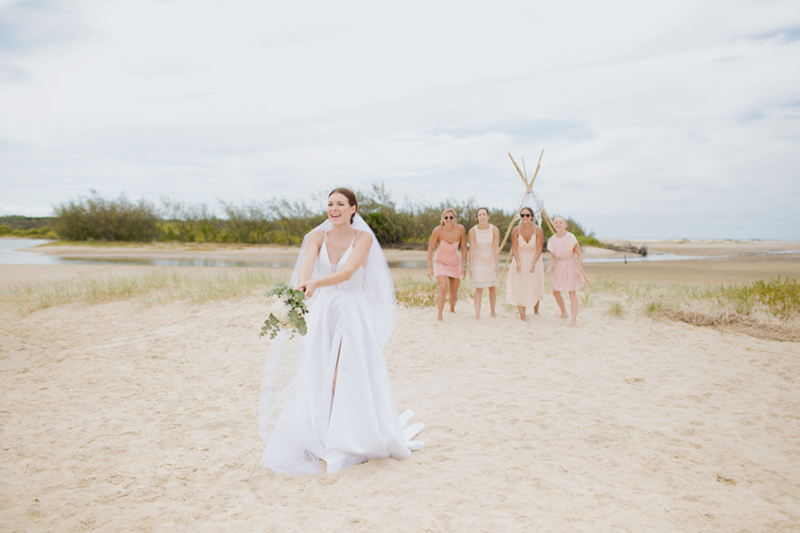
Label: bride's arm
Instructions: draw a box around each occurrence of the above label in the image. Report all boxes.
[296,232,323,287]
[298,233,373,297]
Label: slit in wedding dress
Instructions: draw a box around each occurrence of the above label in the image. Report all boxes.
[332,338,342,399]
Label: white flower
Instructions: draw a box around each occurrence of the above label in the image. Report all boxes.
[270,301,290,323]
[293,307,303,315]
[271,294,279,302]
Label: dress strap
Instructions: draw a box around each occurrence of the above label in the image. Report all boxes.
[349,231,361,247]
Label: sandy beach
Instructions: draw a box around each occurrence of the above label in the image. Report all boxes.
[1,240,799,531]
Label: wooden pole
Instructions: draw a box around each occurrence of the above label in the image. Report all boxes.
[497,210,522,284]
[529,149,544,186]
[508,153,530,189]
[498,217,518,286]
[541,209,594,290]
[522,157,528,184]
[500,152,538,285]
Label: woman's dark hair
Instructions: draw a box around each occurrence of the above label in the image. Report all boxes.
[519,207,537,227]
[475,207,490,220]
[329,188,358,223]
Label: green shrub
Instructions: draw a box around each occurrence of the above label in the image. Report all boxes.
[48,185,602,247]
[55,194,159,242]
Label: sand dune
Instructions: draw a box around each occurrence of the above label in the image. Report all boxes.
[2,262,799,531]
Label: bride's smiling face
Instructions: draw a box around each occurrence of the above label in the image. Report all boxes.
[328,193,356,226]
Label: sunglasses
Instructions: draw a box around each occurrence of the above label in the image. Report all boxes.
[443,215,455,220]
[520,213,532,218]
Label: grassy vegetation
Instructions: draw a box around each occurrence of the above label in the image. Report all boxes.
[717,277,800,319]
[591,277,800,322]
[588,275,800,341]
[605,301,625,317]
[1,270,284,314]
[54,195,160,241]
[0,216,58,239]
[46,187,599,248]
[0,225,58,238]
[3,266,797,340]
[394,276,478,308]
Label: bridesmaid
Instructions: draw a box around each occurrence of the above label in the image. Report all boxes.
[427,208,467,321]
[546,215,584,327]
[505,207,545,320]
[468,207,500,319]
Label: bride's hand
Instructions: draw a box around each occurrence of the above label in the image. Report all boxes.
[297,279,318,298]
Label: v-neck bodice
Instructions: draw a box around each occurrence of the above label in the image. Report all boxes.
[319,238,365,292]
[517,230,538,252]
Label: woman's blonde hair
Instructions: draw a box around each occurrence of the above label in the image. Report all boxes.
[440,208,457,226]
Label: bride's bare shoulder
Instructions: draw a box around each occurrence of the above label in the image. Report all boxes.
[354,231,374,246]
[307,231,325,247]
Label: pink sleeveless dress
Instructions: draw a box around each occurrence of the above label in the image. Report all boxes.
[506,230,544,308]
[471,226,497,288]
[547,232,584,292]
[433,239,462,278]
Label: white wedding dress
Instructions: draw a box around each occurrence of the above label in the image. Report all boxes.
[260,226,424,475]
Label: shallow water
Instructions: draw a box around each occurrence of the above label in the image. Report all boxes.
[1,238,798,268]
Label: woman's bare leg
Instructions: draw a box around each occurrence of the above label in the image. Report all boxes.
[533,301,540,315]
[569,290,578,326]
[448,277,459,313]
[436,275,448,321]
[553,289,568,318]
[488,286,497,317]
[518,305,526,320]
[474,287,483,319]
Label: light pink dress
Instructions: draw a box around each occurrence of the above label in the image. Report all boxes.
[471,225,497,288]
[433,239,462,278]
[547,231,584,292]
[505,230,545,308]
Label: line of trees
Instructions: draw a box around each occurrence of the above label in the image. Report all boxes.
[0,216,58,238]
[45,186,601,248]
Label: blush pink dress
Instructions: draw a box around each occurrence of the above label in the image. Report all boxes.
[547,231,584,292]
[505,229,544,308]
[433,239,462,278]
[471,225,497,288]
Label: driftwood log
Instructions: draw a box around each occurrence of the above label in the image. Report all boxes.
[605,242,648,256]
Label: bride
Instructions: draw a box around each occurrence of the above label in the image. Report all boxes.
[259,188,424,475]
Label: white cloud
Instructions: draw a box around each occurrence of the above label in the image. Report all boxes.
[0,0,798,239]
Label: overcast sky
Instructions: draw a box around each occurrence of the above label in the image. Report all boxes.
[1,0,798,239]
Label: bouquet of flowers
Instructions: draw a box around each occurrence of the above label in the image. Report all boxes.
[260,282,309,339]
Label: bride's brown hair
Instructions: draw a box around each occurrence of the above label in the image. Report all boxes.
[329,188,358,223]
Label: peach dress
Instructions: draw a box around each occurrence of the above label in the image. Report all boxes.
[471,226,497,288]
[433,240,461,278]
[547,232,584,292]
[505,230,544,308]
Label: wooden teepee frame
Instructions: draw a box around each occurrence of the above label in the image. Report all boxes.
[499,151,594,290]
